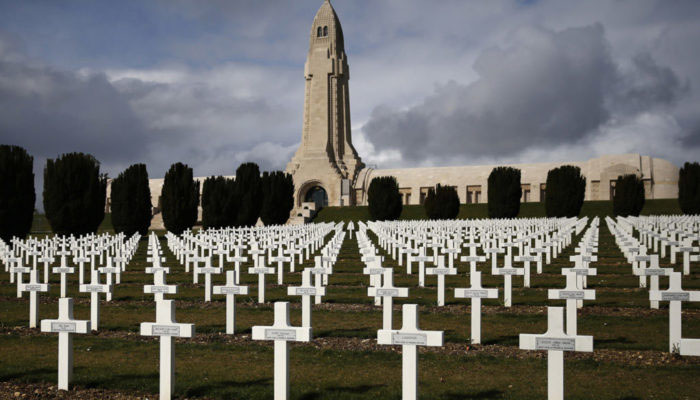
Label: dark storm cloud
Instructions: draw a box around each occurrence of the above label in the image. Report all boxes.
[0,34,150,164]
[362,24,687,164]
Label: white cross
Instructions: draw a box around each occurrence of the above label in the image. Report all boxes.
[213,270,249,334]
[412,247,432,287]
[368,268,409,330]
[140,299,195,400]
[460,254,486,275]
[270,246,292,285]
[38,255,54,284]
[226,245,248,284]
[248,261,275,304]
[426,256,457,306]
[251,302,312,400]
[97,258,119,302]
[494,255,524,307]
[454,271,498,344]
[79,269,112,331]
[633,255,672,309]
[309,256,332,304]
[144,269,178,302]
[377,304,443,400]
[52,257,75,298]
[678,241,698,275]
[18,269,49,328]
[483,246,504,274]
[287,268,325,327]
[649,272,700,353]
[10,262,31,298]
[515,248,540,288]
[74,254,90,285]
[363,260,386,306]
[548,270,595,335]
[519,307,593,400]
[197,257,222,302]
[40,298,91,391]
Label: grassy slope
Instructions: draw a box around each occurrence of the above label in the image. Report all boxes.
[314,199,681,223]
[31,213,113,234]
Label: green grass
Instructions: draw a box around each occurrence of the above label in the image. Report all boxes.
[31,213,114,233]
[314,199,682,223]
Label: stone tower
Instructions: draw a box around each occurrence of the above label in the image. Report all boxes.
[286,0,364,210]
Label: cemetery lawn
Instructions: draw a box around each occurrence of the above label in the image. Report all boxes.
[1,219,699,398]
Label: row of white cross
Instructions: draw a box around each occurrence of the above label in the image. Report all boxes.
[606,215,700,355]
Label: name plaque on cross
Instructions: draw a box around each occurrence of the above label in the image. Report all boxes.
[392,332,427,345]
[645,269,667,276]
[153,325,181,336]
[149,286,171,293]
[559,291,585,300]
[535,337,576,351]
[367,268,384,275]
[293,288,317,296]
[661,292,690,301]
[51,322,77,332]
[431,268,453,275]
[84,285,108,292]
[499,268,519,274]
[377,288,399,297]
[459,289,489,298]
[53,267,73,274]
[220,287,244,295]
[264,329,297,340]
[25,284,43,291]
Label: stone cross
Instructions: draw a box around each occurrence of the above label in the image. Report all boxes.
[454,271,498,344]
[363,260,386,306]
[649,272,700,353]
[213,270,249,334]
[460,254,486,275]
[548,270,595,335]
[78,269,112,331]
[678,241,698,275]
[74,253,90,285]
[426,256,457,306]
[633,255,672,309]
[440,241,461,269]
[10,262,31,298]
[368,268,409,330]
[144,269,178,302]
[519,307,593,400]
[483,246,504,274]
[412,247,433,288]
[140,300,195,400]
[40,298,91,390]
[226,245,248,284]
[248,262,275,303]
[515,248,540,288]
[494,256,524,307]
[287,268,325,327]
[197,257,222,302]
[309,256,332,304]
[38,254,54,284]
[97,258,119,302]
[18,269,49,328]
[52,259,75,298]
[270,246,292,285]
[377,304,443,400]
[251,302,312,400]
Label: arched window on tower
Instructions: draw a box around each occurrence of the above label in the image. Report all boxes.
[323,26,328,36]
[317,26,322,37]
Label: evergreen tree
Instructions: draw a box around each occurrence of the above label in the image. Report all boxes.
[43,152,107,235]
[260,171,295,226]
[425,184,460,219]
[161,162,199,234]
[234,162,263,227]
[487,166,522,219]
[545,165,586,218]
[0,145,35,242]
[110,164,152,236]
[613,174,645,217]
[202,176,235,229]
[367,176,403,221]
[678,162,700,215]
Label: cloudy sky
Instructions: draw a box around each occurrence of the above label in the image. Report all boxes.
[1,0,699,204]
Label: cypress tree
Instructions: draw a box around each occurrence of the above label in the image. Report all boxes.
[545,165,586,218]
[613,174,645,217]
[202,176,235,229]
[425,184,460,220]
[110,164,152,236]
[367,176,402,221]
[43,152,107,235]
[260,171,295,226]
[161,162,199,234]
[487,166,522,219]
[0,145,35,242]
[234,163,263,227]
[678,162,700,215]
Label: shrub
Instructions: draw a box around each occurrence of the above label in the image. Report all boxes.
[424,184,460,219]
[161,162,199,234]
[367,176,403,221]
[43,152,107,235]
[0,145,35,241]
[678,162,700,215]
[234,163,263,227]
[202,176,236,229]
[613,174,645,217]
[487,166,522,218]
[260,171,295,225]
[545,165,586,218]
[110,164,152,236]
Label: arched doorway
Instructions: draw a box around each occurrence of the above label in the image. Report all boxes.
[304,186,328,209]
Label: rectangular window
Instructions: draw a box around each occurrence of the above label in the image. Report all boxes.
[521,184,531,203]
[399,188,412,205]
[539,183,546,202]
[609,181,616,200]
[590,180,600,201]
[419,187,431,205]
[466,185,482,204]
